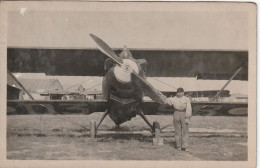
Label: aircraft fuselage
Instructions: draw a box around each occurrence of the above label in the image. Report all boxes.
[102,58,144,125]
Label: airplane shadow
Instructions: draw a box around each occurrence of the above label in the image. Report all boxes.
[96,133,153,143]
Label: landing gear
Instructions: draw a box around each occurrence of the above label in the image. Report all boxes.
[90,120,96,138]
[96,108,110,130]
[90,107,162,145]
[137,109,163,145]
[153,121,160,138]
[152,121,163,145]
[137,109,153,131]
[137,109,161,138]
[90,108,110,138]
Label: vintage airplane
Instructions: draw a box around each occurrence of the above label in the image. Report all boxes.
[7,34,248,138]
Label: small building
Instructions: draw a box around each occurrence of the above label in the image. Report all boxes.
[61,84,86,100]
[162,90,230,99]
[84,89,103,100]
[7,72,23,100]
[7,84,23,100]
[17,78,64,100]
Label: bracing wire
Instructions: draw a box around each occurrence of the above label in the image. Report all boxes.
[78,83,103,94]
[53,73,105,94]
[151,77,178,90]
[38,104,90,130]
[8,71,91,131]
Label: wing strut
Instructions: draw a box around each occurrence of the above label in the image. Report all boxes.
[211,65,244,102]
[96,107,110,131]
[8,70,34,100]
[159,66,244,131]
[137,108,153,132]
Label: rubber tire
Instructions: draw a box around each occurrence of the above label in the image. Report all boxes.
[153,121,160,138]
[90,120,96,138]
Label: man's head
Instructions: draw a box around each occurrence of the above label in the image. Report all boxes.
[176,87,184,98]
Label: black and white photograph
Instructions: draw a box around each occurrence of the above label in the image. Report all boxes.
[0,1,257,168]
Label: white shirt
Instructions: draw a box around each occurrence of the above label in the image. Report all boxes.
[167,96,192,117]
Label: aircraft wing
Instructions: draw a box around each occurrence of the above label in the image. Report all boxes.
[141,101,248,116]
[7,48,248,80]
[7,100,247,116]
[7,48,248,116]
[7,100,108,115]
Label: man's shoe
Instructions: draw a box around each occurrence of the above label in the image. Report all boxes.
[182,148,190,152]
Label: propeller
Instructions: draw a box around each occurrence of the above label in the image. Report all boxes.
[131,71,167,104]
[90,34,123,65]
[89,34,167,105]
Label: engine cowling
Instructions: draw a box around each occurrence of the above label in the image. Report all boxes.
[102,61,143,102]
[101,48,148,125]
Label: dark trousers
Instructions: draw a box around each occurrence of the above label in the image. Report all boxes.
[173,111,189,149]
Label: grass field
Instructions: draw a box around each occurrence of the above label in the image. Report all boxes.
[7,114,247,160]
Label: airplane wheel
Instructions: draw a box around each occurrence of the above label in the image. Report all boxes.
[90,120,96,138]
[153,121,160,138]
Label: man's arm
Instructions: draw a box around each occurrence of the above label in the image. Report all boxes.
[166,97,174,106]
[185,97,192,117]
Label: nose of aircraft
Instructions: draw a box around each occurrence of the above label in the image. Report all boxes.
[119,45,133,59]
[114,59,139,83]
[90,34,167,105]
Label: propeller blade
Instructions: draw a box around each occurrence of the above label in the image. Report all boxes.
[89,34,123,65]
[131,71,167,104]
[90,34,167,104]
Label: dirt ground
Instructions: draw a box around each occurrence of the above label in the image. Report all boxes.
[7,114,247,160]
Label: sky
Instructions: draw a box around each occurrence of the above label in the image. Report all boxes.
[7,3,248,50]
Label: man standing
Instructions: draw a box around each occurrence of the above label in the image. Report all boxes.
[167,87,192,152]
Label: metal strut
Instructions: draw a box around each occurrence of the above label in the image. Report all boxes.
[96,108,110,130]
[211,65,244,102]
[137,109,153,131]
[198,65,245,110]
[8,70,34,100]
[160,123,174,131]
